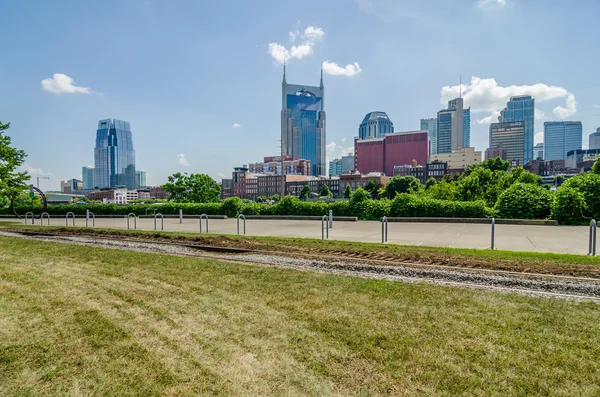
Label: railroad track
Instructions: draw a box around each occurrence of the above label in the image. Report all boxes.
[3,229,600,302]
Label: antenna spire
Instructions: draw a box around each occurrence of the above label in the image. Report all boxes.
[283,59,287,84]
[459,75,462,98]
[320,62,324,89]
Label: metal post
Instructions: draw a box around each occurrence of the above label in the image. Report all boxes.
[24,212,34,225]
[322,215,329,240]
[86,209,89,228]
[66,212,75,226]
[589,219,597,256]
[89,212,95,227]
[40,212,50,226]
[329,209,333,229]
[127,213,137,230]
[491,217,496,250]
[381,216,388,243]
[200,214,209,233]
[179,209,183,224]
[154,213,164,231]
[237,214,246,235]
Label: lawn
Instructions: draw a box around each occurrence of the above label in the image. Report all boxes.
[1,236,600,396]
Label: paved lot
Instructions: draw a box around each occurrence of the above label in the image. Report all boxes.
[4,216,593,255]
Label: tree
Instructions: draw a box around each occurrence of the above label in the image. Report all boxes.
[496,183,553,220]
[343,185,353,199]
[592,157,600,175]
[319,184,333,198]
[162,173,220,203]
[0,121,29,201]
[364,180,383,199]
[385,176,421,199]
[554,175,566,187]
[425,177,437,190]
[269,194,280,202]
[299,185,311,200]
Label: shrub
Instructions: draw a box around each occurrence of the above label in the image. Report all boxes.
[221,197,244,217]
[559,173,600,221]
[390,194,492,218]
[552,187,588,225]
[385,176,421,199]
[365,200,391,219]
[349,188,370,218]
[495,183,553,219]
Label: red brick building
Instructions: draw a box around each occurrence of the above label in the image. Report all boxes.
[354,130,429,176]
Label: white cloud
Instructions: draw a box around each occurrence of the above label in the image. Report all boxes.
[20,163,53,177]
[341,137,347,143]
[268,25,325,64]
[553,94,577,119]
[535,131,544,145]
[478,0,506,8]
[535,109,545,120]
[476,110,501,125]
[41,73,91,94]
[232,123,242,128]
[326,141,337,152]
[322,61,362,77]
[177,153,190,167]
[440,76,577,124]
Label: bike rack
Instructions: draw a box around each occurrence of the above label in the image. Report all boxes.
[491,217,496,250]
[329,210,333,229]
[154,213,164,231]
[200,214,209,233]
[85,210,95,228]
[145,208,158,216]
[237,214,246,235]
[322,215,329,240]
[381,216,388,243]
[66,212,75,226]
[24,212,34,225]
[127,213,137,230]
[40,212,50,226]
[589,219,597,256]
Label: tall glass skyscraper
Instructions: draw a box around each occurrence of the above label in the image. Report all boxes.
[281,66,326,176]
[463,108,471,148]
[94,119,136,190]
[82,166,95,190]
[499,96,535,163]
[544,121,582,161]
[136,170,147,188]
[589,128,600,150]
[420,118,437,155]
[437,97,464,154]
[359,112,394,140]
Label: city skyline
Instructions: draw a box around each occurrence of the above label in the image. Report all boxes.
[2,0,600,191]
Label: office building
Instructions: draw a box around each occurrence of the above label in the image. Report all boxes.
[437,97,464,153]
[429,147,482,171]
[533,143,544,160]
[463,108,471,148]
[136,170,147,188]
[485,146,507,161]
[221,178,233,199]
[328,155,354,176]
[339,172,390,195]
[61,179,83,194]
[354,130,429,176]
[248,156,310,176]
[257,174,309,198]
[489,121,525,165]
[393,162,448,184]
[285,176,341,198]
[420,118,438,155]
[82,166,95,190]
[359,112,394,140]
[589,128,600,150]
[566,149,600,169]
[544,121,583,161]
[499,96,535,163]
[94,119,136,190]
[281,66,326,176]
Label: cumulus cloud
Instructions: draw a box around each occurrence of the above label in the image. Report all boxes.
[535,131,544,145]
[268,26,325,64]
[476,110,501,125]
[322,61,362,77]
[20,163,53,177]
[232,123,242,128]
[177,153,190,167]
[535,109,545,120]
[478,0,506,7]
[41,73,91,94]
[326,141,337,152]
[441,76,577,124]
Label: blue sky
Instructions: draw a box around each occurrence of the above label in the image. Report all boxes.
[2,0,599,191]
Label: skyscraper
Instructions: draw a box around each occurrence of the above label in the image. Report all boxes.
[281,66,326,176]
[82,166,95,190]
[489,121,525,165]
[94,119,136,190]
[136,170,147,188]
[533,143,544,160]
[544,121,582,161]
[359,112,394,140]
[499,96,535,163]
[589,128,600,150]
[420,118,437,155]
[437,97,464,153]
[463,107,471,148]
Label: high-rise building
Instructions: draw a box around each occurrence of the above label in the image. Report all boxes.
[589,128,600,150]
[533,143,544,160]
[499,96,535,163]
[94,119,136,190]
[544,121,583,161]
[359,112,394,140]
[489,121,526,165]
[429,147,482,171]
[463,107,471,148]
[82,166,95,190]
[485,147,507,161]
[420,118,438,155]
[281,66,326,176]
[437,97,464,153]
[341,155,354,173]
[136,170,147,188]
[329,159,343,176]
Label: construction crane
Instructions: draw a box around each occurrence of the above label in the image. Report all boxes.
[36,175,50,189]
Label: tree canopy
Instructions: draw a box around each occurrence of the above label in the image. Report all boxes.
[384,176,421,199]
[162,173,220,203]
[0,121,29,201]
[343,185,353,199]
[299,185,311,200]
[319,184,333,198]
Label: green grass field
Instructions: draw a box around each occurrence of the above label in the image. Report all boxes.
[1,236,600,396]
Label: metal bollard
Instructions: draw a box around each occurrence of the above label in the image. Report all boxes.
[381,216,388,243]
[200,214,209,233]
[237,214,246,235]
[24,212,34,225]
[127,213,137,230]
[589,219,597,256]
[329,210,333,229]
[322,215,329,240]
[85,210,95,227]
[491,217,496,250]
[154,213,164,231]
[40,212,50,226]
[179,209,183,224]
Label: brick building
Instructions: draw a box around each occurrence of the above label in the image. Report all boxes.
[339,172,390,193]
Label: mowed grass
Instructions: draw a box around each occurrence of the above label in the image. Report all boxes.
[1,237,600,396]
